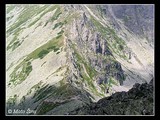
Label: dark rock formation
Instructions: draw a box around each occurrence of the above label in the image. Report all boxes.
[69,79,153,115]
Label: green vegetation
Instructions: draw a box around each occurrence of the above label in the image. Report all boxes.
[108,77,119,87]
[31,81,42,91]
[99,77,118,94]
[57,30,64,35]
[37,102,60,115]
[7,27,23,51]
[6,15,14,22]
[118,44,124,51]
[28,20,39,28]
[34,83,78,106]
[9,35,64,87]
[52,22,64,30]
[7,5,59,51]
[50,12,62,22]
[82,73,98,94]
[21,96,26,102]
[90,16,128,60]
[10,41,21,51]
[90,16,110,36]
[99,83,107,93]
[59,78,67,86]
[28,5,60,27]
[7,94,17,106]
[70,44,104,97]
[35,83,88,114]
[56,34,62,39]
[34,85,55,103]
[56,51,60,54]
[9,61,32,86]
[6,5,15,14]
[43,5,62,26]
[27,35,63,60]
[37,45,60,59]
[49,84,78,99]
[71,44,97,79]
[47,46,56,51]
[7,5,42,33]
[38,50,49,59]
[26,81,43,96]
[84,62,97,79]
[32,84,48,97]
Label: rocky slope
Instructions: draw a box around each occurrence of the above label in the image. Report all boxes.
[69,79,154,115]
[6,4,154,115]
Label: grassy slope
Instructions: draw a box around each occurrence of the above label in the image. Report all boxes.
[8,35,64,87]
[7,5,61,52]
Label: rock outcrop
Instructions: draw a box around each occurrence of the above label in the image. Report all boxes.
[69,79,154,115]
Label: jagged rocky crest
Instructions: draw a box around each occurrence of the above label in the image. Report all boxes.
[69,79,154,115]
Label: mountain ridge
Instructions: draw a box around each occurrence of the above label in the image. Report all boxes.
[6,4,154,115]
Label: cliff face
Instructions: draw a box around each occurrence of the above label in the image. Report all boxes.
[6,4,154,115]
